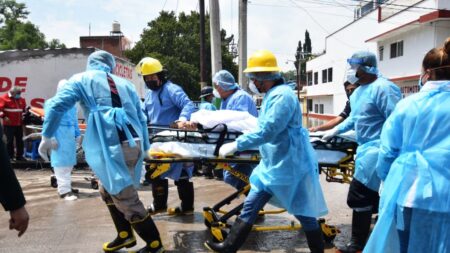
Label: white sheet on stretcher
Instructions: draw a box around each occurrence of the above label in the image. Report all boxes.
[150,142,258,158]
[190,109,257,133]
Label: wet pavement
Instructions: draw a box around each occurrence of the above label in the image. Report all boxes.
[0,168,353,253]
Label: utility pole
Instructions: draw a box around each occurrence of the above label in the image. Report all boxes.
[209,0,222,76]
[199,0,207,88]
[238,0,248,90]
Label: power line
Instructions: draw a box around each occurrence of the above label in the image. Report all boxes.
[161,0,168,11]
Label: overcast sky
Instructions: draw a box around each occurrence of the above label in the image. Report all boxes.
[21,0,357,71]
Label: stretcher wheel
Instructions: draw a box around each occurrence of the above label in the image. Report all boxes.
[91,179,99,190]
[50,175,58,188]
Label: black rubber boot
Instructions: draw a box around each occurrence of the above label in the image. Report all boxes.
[131,214,164,253]
[168,179,194,215]
[148,178,168,214]
[205,218,252,253]
[103,204,136,252]
[304,228,325,253]
[337,210,372,253]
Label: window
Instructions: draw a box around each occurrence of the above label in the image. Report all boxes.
[379,46,384,61]
[322,69,327,83]
[314,104,318,113]
[307,72,313,86]
[390,41,403,58]
[314,72,318,85]
[307,99,313,112]
[319,104,324,114]
[327,68,333,82]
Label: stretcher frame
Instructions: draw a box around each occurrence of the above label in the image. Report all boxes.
[145,126,340,243]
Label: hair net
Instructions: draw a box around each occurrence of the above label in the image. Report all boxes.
[347,51,378,75]
[86,50,116,73]
[245,71,282,81]
[213,70,239,91]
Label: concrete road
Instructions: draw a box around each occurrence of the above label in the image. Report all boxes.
[0,169,352,253]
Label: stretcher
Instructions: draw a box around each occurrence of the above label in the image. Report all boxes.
[145,125,340,243]
[310,131,357,184]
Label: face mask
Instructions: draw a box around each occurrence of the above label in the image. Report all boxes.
[249,80,263,96]
[145,80,160,91]
[213,89,221,99]
[418,73,426,90]
[346,69,359,85]
[14,94,21,99]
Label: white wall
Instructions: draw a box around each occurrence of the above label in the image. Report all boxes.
[378,25,436,79]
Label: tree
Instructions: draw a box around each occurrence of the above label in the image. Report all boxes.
[303,30,312,55]
[293,30,312,85]
[125,11,238,99]
[0,0,65,50]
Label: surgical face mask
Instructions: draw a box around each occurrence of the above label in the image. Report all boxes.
[418,73,427,90]
[346,69,359,85]
[249,80,263,96]
[145,80,161,91]
[213,89,221,98]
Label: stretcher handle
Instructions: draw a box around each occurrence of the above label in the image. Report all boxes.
[198,123,228,156]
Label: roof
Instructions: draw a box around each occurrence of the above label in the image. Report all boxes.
[0,47,95,62]
[366,10,450,42]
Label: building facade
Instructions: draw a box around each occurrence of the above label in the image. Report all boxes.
[305,0,450,123]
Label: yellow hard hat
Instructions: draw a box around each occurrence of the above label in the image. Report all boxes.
[243,50,281,73]
[136,57,163,76]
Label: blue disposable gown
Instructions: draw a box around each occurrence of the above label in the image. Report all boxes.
[142,81,196,180]
[198,101,217,111]
[221,88,258,189]
[45,100,80,168]
[220,88,258,116]
[236,84,328,217]
[337,76,401,191]
[42,59,150,195]
[364,81,450,253]
[143,81,196,125]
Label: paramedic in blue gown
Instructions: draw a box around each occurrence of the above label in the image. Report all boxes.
[205,50,328,253]
[38,50,164,253]
[212,69,258,189]
[321,51,402,253]
[137,57,197,216]
[198,86,217,111]
[364,37,450,253]
[45,79,81,201]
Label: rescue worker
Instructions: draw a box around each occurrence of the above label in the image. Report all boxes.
[364,38,450,253]
[212,69,258,188]
[198,86,217,111]
[38,51,164,253]
[205,50,328,253]
[321,51,402,253]
[309,81,358,132]
[45,79,81,201]
[0,86,27,161]
[137,57,196,216]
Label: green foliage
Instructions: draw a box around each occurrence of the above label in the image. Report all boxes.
[0,0,66,50]
[303,30,312,54]
[125,11,238,99]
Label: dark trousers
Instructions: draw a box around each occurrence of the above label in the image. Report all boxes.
[4,126,23,159]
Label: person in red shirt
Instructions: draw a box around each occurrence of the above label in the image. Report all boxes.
[0,87,27,161]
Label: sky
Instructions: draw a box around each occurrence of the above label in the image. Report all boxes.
[21,0,358,72]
